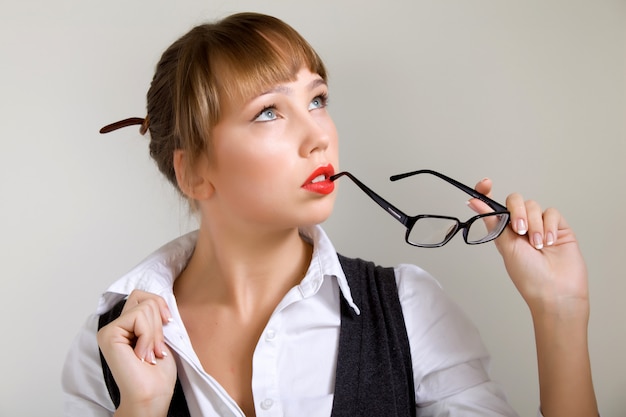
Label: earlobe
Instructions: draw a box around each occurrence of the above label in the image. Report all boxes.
[173,150,214,200]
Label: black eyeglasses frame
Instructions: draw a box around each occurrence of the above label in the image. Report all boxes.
[330,169,510,248]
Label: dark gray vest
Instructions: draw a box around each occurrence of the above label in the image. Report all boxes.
[98,254,416,417]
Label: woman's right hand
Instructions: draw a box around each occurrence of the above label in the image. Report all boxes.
[97,290,177,416]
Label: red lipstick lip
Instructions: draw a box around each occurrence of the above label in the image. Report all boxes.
[302,164,335,186]
[301,164,336,195]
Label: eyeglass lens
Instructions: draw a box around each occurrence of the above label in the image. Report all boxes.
[407,212,509,247]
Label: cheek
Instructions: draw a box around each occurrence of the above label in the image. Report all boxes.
[218,142,297,196]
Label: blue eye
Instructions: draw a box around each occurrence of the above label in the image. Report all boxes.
[309,94,329,110]
[254,106,277,122]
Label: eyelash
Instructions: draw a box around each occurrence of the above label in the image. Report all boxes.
[312,93,330,108]
[252,92,330,121]
[254,104,277,120]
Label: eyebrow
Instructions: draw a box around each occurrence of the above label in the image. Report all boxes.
[260,77,327,96]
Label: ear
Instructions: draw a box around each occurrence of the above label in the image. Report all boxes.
[173,150,214,200]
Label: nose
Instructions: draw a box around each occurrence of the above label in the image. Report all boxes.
[298,111,334,157]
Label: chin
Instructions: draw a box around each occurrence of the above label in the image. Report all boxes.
[302,198,335,226]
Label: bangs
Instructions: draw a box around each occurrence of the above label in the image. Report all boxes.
[209,16,327,105]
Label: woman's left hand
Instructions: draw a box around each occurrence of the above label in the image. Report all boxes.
[469,178,590,317]
[470,178,598,416]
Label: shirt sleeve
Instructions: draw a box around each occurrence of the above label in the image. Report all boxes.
[61,314,115,417]
[394,263,520,417]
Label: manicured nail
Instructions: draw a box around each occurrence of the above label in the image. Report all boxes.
[167,317,174,323]
[533,233,543,250]
[161,350,168,358]
[546,232,555,246]
[516,219,527,235]
[149,352,157,365]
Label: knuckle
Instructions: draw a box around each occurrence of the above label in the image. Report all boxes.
[525,199,539,208]
[506,193,525,208]
[96,327,108,343]
[544,206,558,215]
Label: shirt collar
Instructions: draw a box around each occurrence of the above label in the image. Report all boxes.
[96,230,197,314]
[96,225,360,315]
[299,225,360,315]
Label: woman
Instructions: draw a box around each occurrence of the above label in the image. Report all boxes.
[62,12,597,417]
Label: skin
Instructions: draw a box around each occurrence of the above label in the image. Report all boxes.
[470,184,597,417]
[97,69,597,417]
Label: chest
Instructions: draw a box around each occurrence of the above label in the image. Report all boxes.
[173,283,343,416]
[180,306,268,416]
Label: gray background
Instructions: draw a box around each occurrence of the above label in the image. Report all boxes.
[1,0,624,415]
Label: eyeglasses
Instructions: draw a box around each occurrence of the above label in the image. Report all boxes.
[330,169,510,248]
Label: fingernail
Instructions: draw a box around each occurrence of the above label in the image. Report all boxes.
[167,317,174,323]
[149,352,157,365]
[516,219,527,235]
[533,233,543,250]
[161,350,168,358]
[546,232,555,246]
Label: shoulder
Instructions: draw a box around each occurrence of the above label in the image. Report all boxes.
[95,231,197,314]
[393,262,485,353]
[393,263,444,296]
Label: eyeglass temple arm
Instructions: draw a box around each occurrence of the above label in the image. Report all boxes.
[389,169,508,211]
[331,172,412,228]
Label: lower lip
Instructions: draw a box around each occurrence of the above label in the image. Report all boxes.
[302,180,335,195]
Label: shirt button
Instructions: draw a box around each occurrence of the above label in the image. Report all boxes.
[265,329,276,341]
[260,398,274,410]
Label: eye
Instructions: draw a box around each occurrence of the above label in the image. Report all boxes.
[254,106,278,122]
[309,93,329,111]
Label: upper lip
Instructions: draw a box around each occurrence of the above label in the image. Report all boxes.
[302,164,335,186]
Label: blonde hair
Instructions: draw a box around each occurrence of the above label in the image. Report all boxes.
[145,12,327,192]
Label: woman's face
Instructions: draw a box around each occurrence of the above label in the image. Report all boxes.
[204,67,339,231]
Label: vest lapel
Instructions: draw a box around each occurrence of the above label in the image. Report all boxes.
[331,254,416,417]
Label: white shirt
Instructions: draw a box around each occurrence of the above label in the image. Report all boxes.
[62,225,533,417]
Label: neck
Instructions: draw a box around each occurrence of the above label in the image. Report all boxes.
[174,223,313,316]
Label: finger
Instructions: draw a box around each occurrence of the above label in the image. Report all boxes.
[524,199,545,249]
[123,291,172,362]
[124,290,173,325]
[542,207,561,247]
[506,193,528,236]
[108,292,170,364]
[467,178,493,215]
[467,178,502,233]
[130,298,169,364]
[473,177,492,198]
[97,305,157,365]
